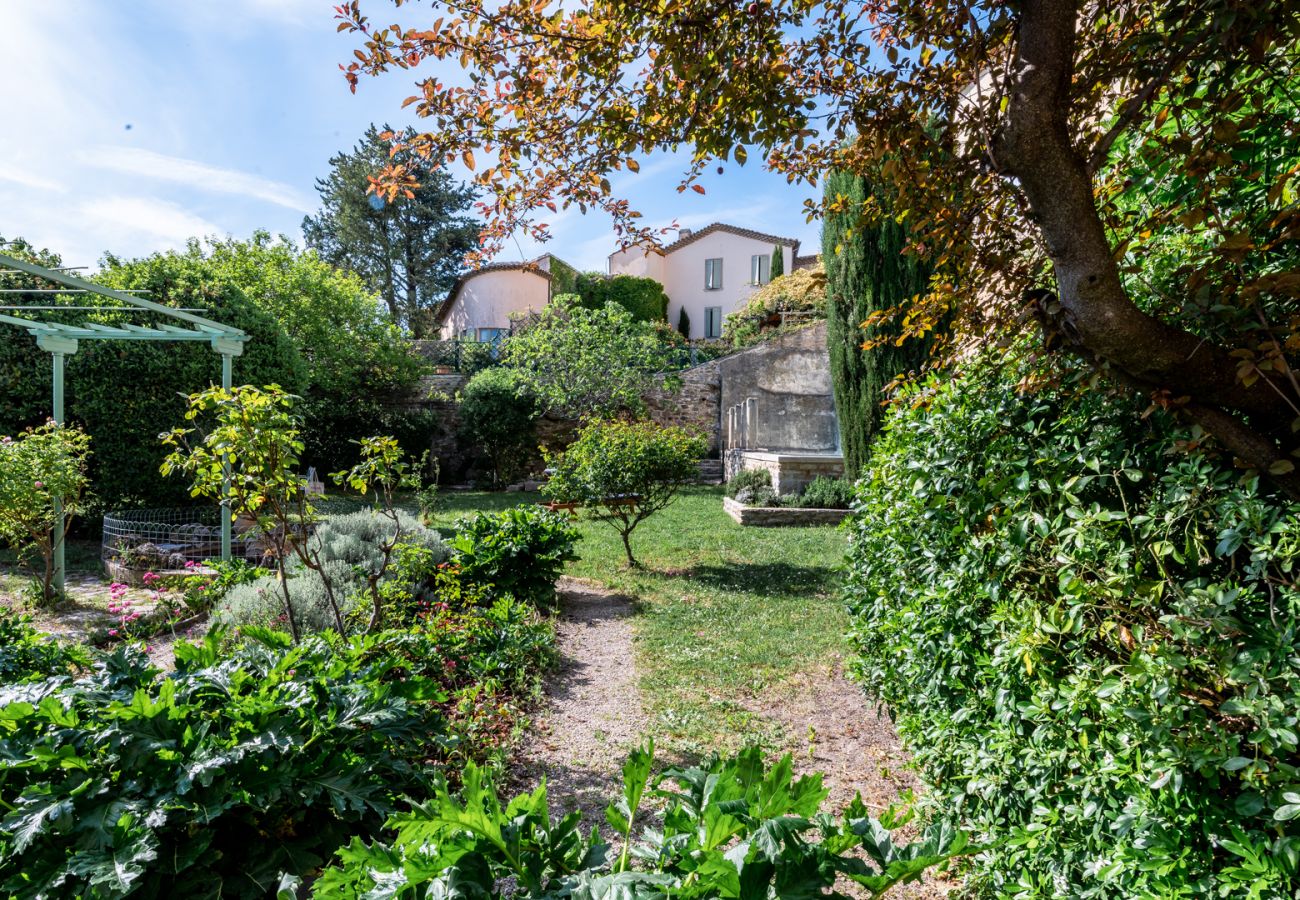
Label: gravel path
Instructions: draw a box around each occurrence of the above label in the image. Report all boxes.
[509,576,651,826]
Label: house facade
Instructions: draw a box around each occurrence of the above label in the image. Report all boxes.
[607,224,799,340]
[434,224,801,343]
[434,256,560,341]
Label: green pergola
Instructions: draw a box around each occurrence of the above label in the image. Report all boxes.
[0,252,248,595]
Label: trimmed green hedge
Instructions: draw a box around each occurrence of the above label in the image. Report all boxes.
[844,354,1300,896]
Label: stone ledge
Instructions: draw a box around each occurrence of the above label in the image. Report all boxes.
[722,496,850,527]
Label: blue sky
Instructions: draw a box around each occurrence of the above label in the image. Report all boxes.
[1,0,822,274]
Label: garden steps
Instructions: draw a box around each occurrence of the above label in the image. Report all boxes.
[696,458,724,484]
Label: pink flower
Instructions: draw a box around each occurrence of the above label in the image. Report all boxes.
[142,572,159,584]
[108,629,118,637]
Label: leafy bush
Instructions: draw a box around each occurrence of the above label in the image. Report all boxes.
[311,742,973,898]
[502,297,672,420]
[0,422,93,603]
[572,272,670,322]
[143,234,428,474]
[725,466,771,498]
[0,628,449,898]
[791,475,854,510]
[0,613,89,683]
[216,509,448,634]
[450,505,580,608]
[544,420,706,566]
[724,263,827,348]
[845,354,1300,896]
[458,367,540,487]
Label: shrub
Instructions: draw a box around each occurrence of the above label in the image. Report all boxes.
[734,485,779,507]
[450,505,580,608]
[458,367,540,487]
[0,422,92,603]
[573,271,670,322]
[677,306,690,339]
[544,420,706,566]
[725,466,771,498]
[0,612,89,683]
[310,743,974,898]
[792,475,854,509]
[845,353,1300,896]
[215,509,448,634]
[501,297,672,420]
[0,245,305,516]
[0,628,449,898]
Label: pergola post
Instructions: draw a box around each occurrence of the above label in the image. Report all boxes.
[35,333,79,597]
[0,252,249,589]
[212,337,245,564]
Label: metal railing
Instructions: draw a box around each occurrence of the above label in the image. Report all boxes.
[410,338,500,374]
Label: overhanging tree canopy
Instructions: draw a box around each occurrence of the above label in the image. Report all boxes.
[337,0,1300,495]
[0,252,249,592]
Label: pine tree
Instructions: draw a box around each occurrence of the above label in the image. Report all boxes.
[303,125,479,336]
[823,170,932,476]
[769,244,784,279]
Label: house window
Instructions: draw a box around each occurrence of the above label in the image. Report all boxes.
[704,306,722,339]
[704,258,723,290]
[477,327,508,345]
[750,254,770,285]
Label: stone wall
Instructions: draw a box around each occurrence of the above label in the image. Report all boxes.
[719,322,838,453]
[397,324,840,483]
[644,358,723,456]
[725,449,845,495]
[722,496,850,527]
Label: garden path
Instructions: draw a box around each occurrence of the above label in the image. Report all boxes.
[510,576,952,897]
[508,576,649,828]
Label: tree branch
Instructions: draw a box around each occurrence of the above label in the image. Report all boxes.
[995,0,1296,493]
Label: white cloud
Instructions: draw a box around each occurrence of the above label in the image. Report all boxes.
[0,164,64,194]
[78,196,223,249]
[84,147,314,212]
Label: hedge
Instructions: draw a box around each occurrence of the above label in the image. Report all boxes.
[844,353,1300,896]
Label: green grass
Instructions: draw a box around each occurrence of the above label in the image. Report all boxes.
[426,485,849,754]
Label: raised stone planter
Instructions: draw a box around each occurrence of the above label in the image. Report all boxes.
[723,496,850,527]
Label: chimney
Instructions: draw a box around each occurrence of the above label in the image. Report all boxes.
[679,227,693,239]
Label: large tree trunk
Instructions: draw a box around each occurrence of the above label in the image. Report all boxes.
[992,0,1299,497]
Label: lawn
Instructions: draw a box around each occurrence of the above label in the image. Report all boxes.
[425,485,849,754]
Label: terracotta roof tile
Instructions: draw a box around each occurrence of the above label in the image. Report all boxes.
[658,222,800,255]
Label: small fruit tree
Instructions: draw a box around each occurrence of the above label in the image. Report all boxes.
[544,420,705,567]
[0,422,92,604]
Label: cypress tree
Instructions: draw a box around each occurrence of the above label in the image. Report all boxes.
[769,244,784,279]
[823,169,932,476]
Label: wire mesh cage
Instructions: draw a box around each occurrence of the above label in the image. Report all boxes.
[101,507,260,583]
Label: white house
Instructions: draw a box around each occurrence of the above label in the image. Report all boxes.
[434,255,564,341]
[434,225,802,342]
[607,224,800,340]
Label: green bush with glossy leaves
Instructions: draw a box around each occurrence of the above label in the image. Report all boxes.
[845,353,1300,897]
[449,505,580,609]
